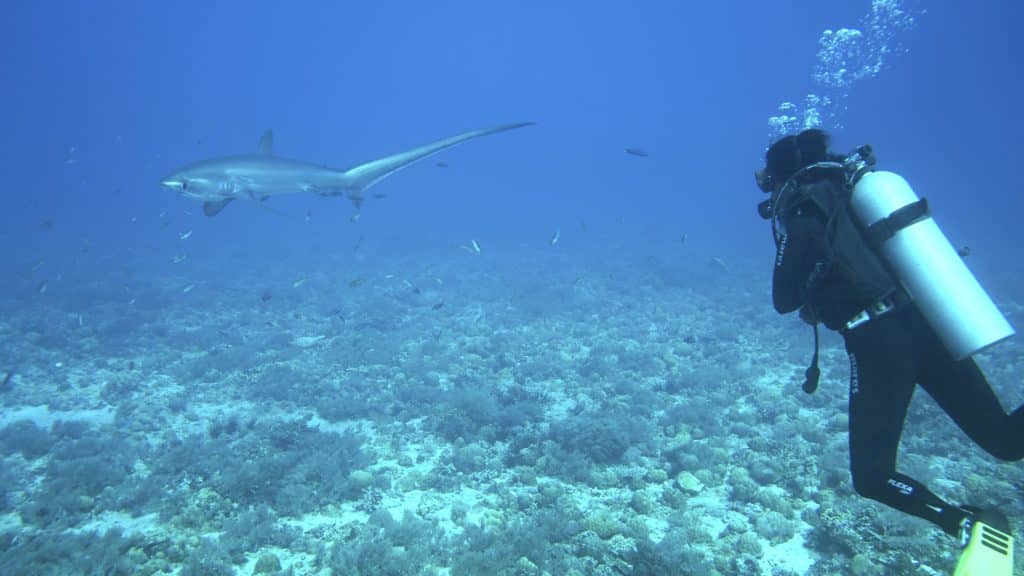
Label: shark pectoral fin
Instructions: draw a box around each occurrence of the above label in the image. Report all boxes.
[203,199,234,217]
[257,130,274,155]
[340,122,535,194]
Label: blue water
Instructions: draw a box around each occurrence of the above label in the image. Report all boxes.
[1,1,1022,574]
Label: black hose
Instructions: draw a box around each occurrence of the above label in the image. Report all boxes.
[803,324,821,394]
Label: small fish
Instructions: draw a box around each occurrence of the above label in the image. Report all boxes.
[372,192,387,199]
[460,239,482,255]
[171,254,188,264]
[624,147,649,157]
[182,283,196,293]
[433,277,444,285]
[292,278,307,289]
[37,280,48,294]
[179,230,193,240]
[710,257,729,273]
[436,161,449,168]
[30,260,44,273]
[680,233,688,245]
[77,314,83,326]
[39,219,53,229]
[1,370,13,392]
[348,277,366,288]
[129,298,137,305]
[350,212,361,223]
[549,230,560,247]
[304,211,312,222]
[957,246,971,258]
[431,301,445,311]
[260,290,273,302]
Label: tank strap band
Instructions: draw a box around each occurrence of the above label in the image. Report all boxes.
[840,289,911,333]
[864,198,930,246]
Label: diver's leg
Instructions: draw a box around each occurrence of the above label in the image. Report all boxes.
[844,312,966,535]
[919,346,1021,576]
[919,343,1024,462]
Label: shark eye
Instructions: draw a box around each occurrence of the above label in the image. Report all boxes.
[180,180,189,190]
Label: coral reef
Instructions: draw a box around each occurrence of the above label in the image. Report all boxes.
[1,248,1021,575]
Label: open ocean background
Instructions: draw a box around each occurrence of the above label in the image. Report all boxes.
[1,1,1022,574]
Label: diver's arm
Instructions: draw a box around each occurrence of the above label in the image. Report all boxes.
[772,209,828,314]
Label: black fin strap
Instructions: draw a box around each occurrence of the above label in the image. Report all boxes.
[864,198,930,246]
[803,323,821,394]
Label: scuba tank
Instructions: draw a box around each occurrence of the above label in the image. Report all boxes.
[843,146,1015,360]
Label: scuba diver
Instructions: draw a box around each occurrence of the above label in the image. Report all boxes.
[756,128,1023,575]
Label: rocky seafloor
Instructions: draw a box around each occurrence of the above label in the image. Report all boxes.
[1,249,1022,575]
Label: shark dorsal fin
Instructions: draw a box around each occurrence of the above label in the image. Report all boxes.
[257,130,274,155]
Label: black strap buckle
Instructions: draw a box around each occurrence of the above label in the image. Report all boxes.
[843,294,899,332]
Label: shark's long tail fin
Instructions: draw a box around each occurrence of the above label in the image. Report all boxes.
[340,122,534,204]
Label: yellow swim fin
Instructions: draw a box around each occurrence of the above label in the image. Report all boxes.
[953,509,1013,576]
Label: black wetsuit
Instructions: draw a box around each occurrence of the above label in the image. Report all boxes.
[772,199,1024,536]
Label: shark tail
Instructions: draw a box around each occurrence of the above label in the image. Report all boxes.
[340,122,534,203]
